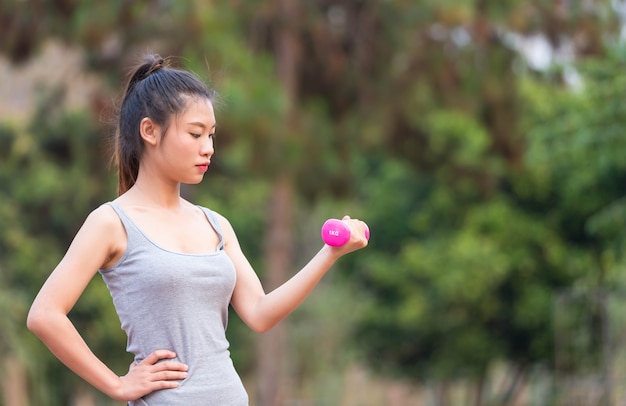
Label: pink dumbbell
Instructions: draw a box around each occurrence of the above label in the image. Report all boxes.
[321,219,370,247]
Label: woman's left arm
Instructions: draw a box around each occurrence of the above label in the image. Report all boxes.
[221,214,368,333]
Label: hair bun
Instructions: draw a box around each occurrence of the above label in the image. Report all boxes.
[122,54,167,106]
[145,56,165,78]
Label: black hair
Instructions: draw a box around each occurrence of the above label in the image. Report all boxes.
[114,54,215,195]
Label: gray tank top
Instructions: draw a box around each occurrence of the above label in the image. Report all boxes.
[99,202,248,405]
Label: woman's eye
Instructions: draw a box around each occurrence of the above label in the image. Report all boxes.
[191,133,201,138]
[209,133,216,139]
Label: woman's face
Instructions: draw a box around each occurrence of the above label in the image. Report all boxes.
[156,97,217,185]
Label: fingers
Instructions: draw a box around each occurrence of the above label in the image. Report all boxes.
[138,350,189,380]
[142,349,177,365]
[149,368,189,383]
[119,350,189,400]
[356,222,369,246]
[338,216,369,249]
[139,350,189,375]
[343,217,368,240]
[151,360,189,373]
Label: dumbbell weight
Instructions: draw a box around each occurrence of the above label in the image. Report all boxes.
[321,219,370,247]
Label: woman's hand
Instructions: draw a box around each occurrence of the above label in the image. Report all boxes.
[327,215,369,257]
[114,350,188,401]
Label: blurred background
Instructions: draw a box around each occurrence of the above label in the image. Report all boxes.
[1,0,626,405]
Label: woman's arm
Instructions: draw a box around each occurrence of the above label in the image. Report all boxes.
[224,215,368,333]
[27,205,188,401]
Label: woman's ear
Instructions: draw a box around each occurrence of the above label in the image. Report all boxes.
[140,117,159,146]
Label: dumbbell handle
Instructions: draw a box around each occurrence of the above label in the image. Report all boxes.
[321,219,370,247]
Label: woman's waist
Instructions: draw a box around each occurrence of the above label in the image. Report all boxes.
[133,343,231,363]
[130,354,247,405]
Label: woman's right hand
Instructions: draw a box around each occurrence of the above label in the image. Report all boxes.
[114,350,188,401]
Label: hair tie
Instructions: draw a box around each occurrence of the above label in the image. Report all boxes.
[143,57,165,79]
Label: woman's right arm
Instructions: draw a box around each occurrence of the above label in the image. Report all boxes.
[26,205,188,401]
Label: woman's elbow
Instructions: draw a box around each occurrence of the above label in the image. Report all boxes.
[252,324,270,334]
[235,297,283,333]
[248,318,279,334]
[26,305,49,336]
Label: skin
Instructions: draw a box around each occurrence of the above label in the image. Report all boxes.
[27,96,368,402]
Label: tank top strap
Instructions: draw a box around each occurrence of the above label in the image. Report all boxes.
[198,206,225,250]
[105,201,144,238]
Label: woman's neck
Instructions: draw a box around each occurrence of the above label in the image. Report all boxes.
[126,175,183,210]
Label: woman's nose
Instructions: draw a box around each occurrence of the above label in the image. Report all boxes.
[201,138,214,156]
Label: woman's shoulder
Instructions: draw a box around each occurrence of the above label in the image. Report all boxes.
[83,203,127,268]
[82,202,123,233]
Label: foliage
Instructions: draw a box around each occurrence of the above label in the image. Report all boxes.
[522,44,626,282]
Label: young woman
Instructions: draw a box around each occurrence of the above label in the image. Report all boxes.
[26,54,368,405]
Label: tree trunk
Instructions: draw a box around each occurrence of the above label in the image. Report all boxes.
[3,355,28,406]
[256,2,300,404]
[257,174,295,406]
[435,380,451,406]
[500,363,527,405]
[471,371,485,406]
[71,385,97,406]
